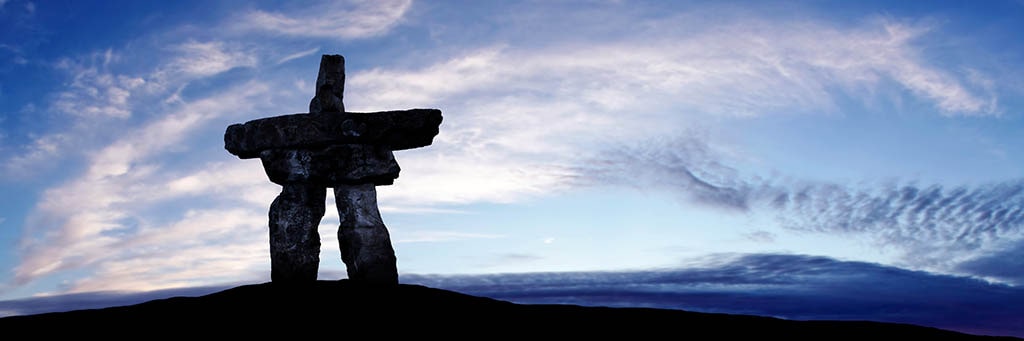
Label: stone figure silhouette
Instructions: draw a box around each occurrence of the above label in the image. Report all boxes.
[224,54,442,285]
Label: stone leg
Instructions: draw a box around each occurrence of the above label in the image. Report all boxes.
[335,184,398,285]
[269,183,326,283]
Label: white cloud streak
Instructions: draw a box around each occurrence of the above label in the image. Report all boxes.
[15,81,271,286]
[4,134,68,177]
[53,52,146,119]
[277,47,320,65]
[164,41,257,78]
[65,209,269,293]
[339,14,998,210]
[3,40,256,179]
[351,18,994,116]
[234,0,411,40]
[164,161,277,206]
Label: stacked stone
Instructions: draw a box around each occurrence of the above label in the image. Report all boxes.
[224,55,442,285]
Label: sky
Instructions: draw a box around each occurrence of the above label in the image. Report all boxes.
[1,0,1023,337]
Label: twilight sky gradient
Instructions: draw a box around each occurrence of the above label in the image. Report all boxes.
[1,0,1023,337]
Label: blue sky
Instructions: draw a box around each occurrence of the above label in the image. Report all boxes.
[1,0,1024,336]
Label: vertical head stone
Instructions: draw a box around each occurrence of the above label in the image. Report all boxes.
[309,54,346,114]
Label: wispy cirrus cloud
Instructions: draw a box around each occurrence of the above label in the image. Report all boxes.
[14,80,272,287]
[351,15,997,117]
[233,0,411,40]
[341,14,1000,209]
[3,133,69,177]
[164,161,275,206]
[162,41,257,79]
[63,208,269,293]
[2,39,257,179]
[52,50,146,119]
[2,50,146,178]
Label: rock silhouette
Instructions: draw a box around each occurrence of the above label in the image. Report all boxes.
[224,54,442,284]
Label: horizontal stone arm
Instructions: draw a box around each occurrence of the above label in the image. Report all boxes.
[225,109,442,159]
[260,145,401,186]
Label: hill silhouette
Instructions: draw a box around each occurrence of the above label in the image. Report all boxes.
[0,280,1017,339]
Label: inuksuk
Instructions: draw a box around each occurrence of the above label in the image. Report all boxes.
[224,54,442,285]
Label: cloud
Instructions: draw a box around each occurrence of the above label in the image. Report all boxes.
[376,149,578,207]
[864,21,999,115]
[3,40,256,179]
[776,182,1024,256]
[495,253,543,263]
[64,216,270,293]
[337,13,1000,209]
[52,51,146,119]
[85,81,267,179]
[14,81,272,287]
[276,47,320,65]
[3,133,69,176]
[164,41,257,78]
[234,0,411,40]
[0,284,233,317]
[579,138,1024,280]
[404,253,1024,337]
[954,242,1024,286]
[164,161,276,206]
[744,231,775,243]
[351,14,996,116]
[574,137,752,210]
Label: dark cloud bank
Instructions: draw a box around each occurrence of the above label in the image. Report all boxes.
[561,139,1024,338]
[2,254,1020,337]
[0,285,233,317]
[405,254,1023,338]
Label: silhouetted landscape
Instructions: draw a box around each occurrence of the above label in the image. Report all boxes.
[0,280,1017,339]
